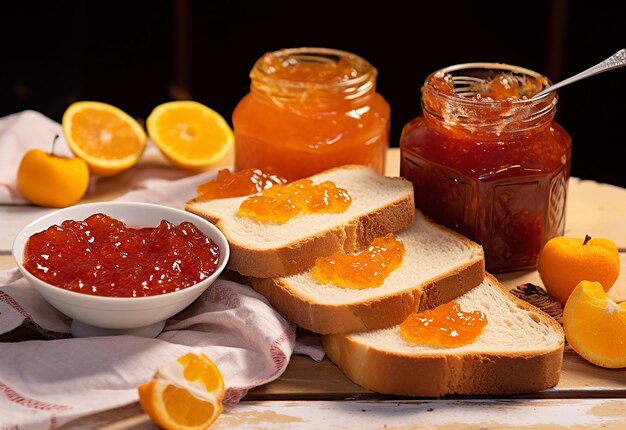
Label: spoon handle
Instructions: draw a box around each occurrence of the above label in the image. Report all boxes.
[534,48,626,98]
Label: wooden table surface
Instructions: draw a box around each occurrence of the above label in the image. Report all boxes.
[2,148,626,429]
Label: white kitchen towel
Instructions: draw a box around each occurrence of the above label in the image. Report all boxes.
[0,110,326,429]
[0,270,296,429]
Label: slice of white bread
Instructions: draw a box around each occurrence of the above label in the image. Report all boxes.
[247,210,485,334]
[186,165,415,278]
[322,274,565,396]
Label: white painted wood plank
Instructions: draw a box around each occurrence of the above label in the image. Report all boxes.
[565,178,626,250]
[210,399,626,430]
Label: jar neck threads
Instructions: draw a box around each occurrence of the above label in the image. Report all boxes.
[421,63,557,138]
[250,47,377,112]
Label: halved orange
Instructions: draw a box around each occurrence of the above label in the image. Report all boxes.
[62,101,147,176]
[138,353,225,430]
[147,101,233,169]
[563,281,626,369]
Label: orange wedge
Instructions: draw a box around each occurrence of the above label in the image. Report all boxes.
[147,101,233,169]
[138,353,225,430]
[62,101,147,176]
[563,281,626,369]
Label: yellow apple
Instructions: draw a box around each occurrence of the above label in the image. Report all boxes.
[538,235,620,305]
[16,135,90,208]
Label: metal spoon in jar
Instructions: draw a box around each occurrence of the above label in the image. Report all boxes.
[452,49,626,99]
[532,49,626,99]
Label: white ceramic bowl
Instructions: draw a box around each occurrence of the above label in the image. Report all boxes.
[12,202,230,337]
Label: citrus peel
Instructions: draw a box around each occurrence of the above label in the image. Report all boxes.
[138,353,225,430]
[62,101,147,176]
[147,101,233,169]
[564,281,626,369]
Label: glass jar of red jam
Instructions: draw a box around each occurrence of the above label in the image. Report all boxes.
[233,47,390,181]
[400,63,572,273]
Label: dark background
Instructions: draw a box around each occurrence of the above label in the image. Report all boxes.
[2,1,625,187]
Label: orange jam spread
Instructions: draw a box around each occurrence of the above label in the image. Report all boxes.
[238,179,351,224]
[402,64,571,273]
[429,71,547,101]
[196,168,287,201]
[311,233,404,289]
[400,301,487,347]
[429,71,455,94]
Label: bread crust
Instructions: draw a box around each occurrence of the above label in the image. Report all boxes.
[186,185,415,278]
[247,251,485,335]
[321,274,565,396]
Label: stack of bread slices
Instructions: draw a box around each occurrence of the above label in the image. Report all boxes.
[186,165,565,396]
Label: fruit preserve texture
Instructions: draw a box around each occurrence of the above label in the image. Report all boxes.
[23,214,220,297]
[400,301,488,347]
[312,233,405,289]
[238,179,351,224]
[401,69,571,272]
[234,50,389,180]
[196,168,287,201]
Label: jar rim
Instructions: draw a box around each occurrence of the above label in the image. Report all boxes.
[251,47,376,97]
[421,62,558,135]
[425,62,555,106]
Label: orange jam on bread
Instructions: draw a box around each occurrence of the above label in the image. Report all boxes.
[233,47,390,181]
[237,179,351,224]
[196,168,287,201]
[400,301,487,347]
[311,233,404,289]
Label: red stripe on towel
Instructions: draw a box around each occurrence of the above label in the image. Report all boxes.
[0,381,73,414]
[0,291,31,320]
[223,325,294,404]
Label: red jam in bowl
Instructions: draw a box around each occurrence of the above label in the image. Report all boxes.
[23,213,220,297]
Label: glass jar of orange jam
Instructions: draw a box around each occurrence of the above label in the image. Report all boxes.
[233,47,390,181]
[400,63,572,273]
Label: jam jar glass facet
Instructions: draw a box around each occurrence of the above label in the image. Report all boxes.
[233,47,390,181]
[400,63,572,272]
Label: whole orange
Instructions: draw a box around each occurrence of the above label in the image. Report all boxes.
[538,235,620,305]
